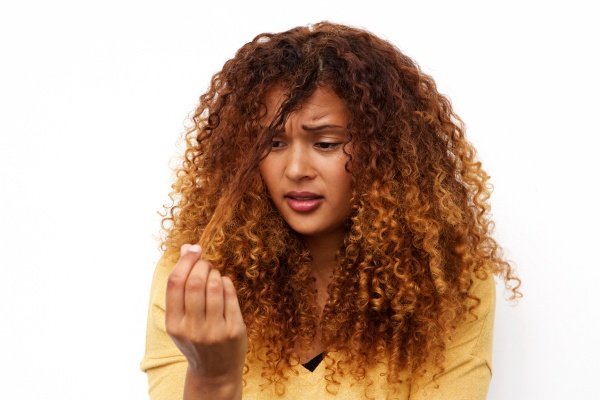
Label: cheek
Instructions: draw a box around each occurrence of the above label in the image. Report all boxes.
[259,160,277,195]
[330,163,353,199]
[334,155,351,180]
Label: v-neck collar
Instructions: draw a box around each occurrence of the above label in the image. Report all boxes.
[301,352,325,372]
[294,351,329,384]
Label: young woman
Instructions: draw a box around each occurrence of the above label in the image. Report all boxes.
[141,22,521,400]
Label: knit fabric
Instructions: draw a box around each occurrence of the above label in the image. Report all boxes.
[141,254,496,399]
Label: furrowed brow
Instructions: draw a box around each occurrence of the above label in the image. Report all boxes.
[301,124,345,132]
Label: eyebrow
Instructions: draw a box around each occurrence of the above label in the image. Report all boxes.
[300,124,345,132]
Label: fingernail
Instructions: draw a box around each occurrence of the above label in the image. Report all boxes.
[188,244,201,254]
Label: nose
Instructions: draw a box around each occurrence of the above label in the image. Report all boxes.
[284,144,315,181]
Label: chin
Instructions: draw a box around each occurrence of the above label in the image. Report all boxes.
[287,224,321,237]
[285,220,342,240]
[282,220,317,236]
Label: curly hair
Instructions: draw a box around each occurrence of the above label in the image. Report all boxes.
[158,21,521,396]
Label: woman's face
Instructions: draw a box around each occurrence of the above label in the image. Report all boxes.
[259,85,353,241]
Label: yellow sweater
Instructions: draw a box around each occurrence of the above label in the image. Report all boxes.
[140,255,496,399]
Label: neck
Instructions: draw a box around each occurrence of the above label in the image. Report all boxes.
[301,229,344,285]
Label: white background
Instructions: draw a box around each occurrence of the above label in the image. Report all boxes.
[1,1,598,399]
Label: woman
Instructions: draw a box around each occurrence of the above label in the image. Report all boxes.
[141,22,521,399]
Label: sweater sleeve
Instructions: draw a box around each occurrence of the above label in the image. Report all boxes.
[409,273,497,400]
[140,254,188,400]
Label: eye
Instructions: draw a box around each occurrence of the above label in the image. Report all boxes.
[315,142,342,150]
[271,139,286,149]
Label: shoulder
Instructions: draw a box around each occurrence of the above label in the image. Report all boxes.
[447,271,496,355]
[469,270,496,322]
[148,252,179,309]
[408,273,497,399]
[467,271,496,358]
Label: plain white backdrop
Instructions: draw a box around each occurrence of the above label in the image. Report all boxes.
[1,1,598,399]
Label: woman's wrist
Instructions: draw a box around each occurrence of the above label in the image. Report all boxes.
[183,366,243,400]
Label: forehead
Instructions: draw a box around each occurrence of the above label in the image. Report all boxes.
[261,85,350,125]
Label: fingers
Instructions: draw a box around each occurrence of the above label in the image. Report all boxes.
[222,276,245,327]
[184,256,211,320]
[166,244,202,328]
[205,268,225,325]
[167,243,242,333]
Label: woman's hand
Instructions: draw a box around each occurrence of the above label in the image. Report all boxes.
[165,243,247,399]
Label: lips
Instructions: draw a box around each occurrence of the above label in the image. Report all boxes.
[284,191,323,212]
[285,191,322,200]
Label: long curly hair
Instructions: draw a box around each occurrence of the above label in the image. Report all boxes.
[158,21,521,396]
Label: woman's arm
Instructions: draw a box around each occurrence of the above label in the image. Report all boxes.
[140,253,188,399]
[183,366,243,400]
